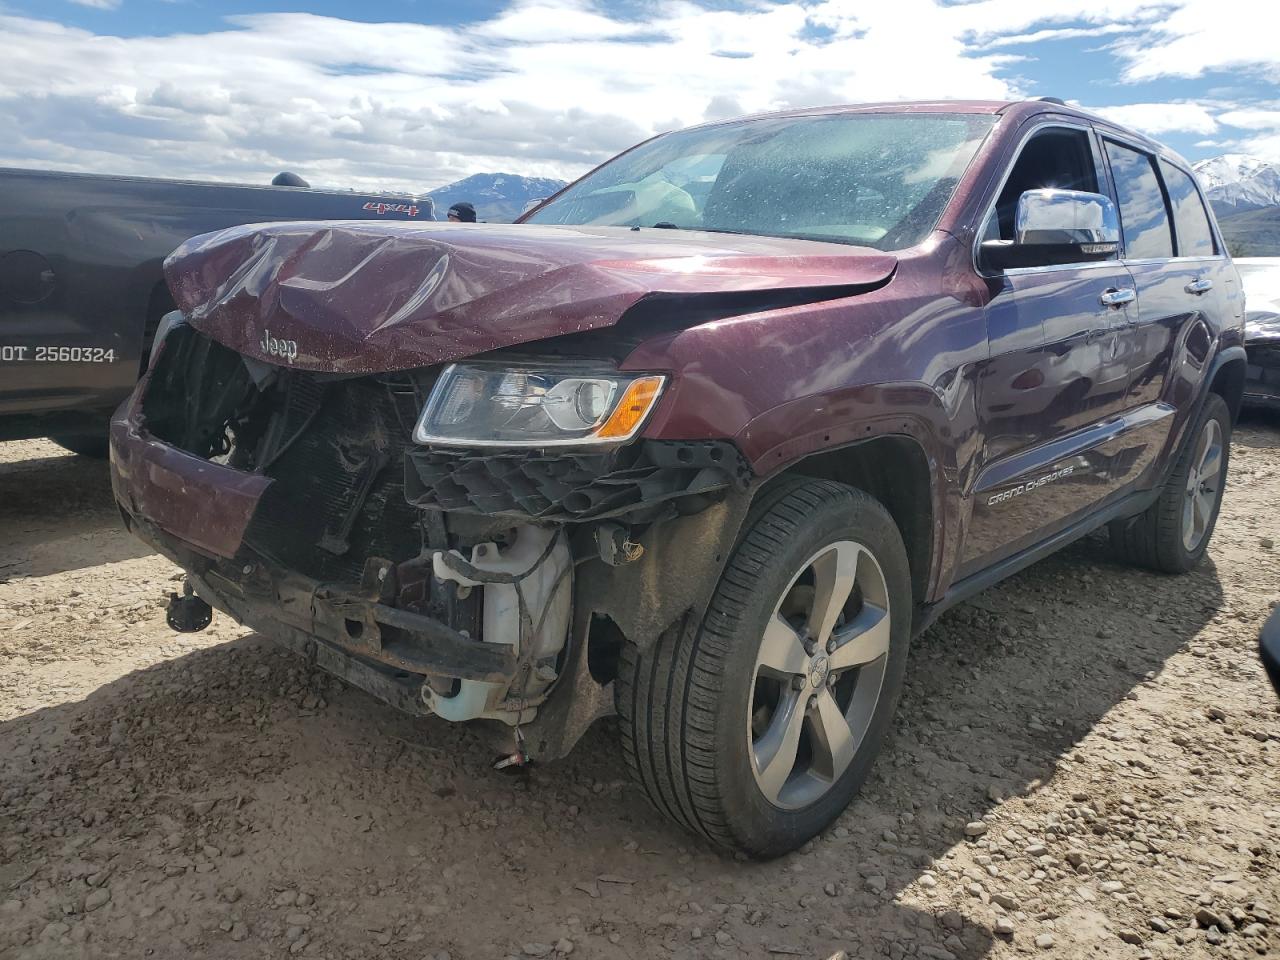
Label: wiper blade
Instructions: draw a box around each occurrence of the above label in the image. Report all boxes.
[638,223,738,234]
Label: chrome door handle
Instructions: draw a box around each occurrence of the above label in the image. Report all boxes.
[1100,288,1136,307]
[1185,278,1214,295]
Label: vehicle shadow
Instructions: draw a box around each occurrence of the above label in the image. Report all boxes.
[0,534,1220,959]
[0,450,154,579]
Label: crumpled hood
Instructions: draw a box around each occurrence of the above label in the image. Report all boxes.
[163,220,897,373]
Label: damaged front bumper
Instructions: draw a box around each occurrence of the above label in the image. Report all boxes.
[110,324,755,755]
[112,431,520,713]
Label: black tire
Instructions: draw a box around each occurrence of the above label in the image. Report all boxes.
[1109,393,1231,573]
[616,477,912,858]
[50,434,110,459]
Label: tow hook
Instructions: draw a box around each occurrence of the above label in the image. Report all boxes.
[493,751,529,771]
[493,727,530,771]
[166,580,213,633]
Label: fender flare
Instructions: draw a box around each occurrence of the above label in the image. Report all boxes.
[737,387,959,605]
[1207,344,1248,420]
[1156,342,1247,490]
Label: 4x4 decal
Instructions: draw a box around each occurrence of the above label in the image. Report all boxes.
[362,201,421,217]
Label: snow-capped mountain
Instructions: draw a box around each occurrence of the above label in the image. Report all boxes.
[1192,154,1280,212]
[425,173,568,223]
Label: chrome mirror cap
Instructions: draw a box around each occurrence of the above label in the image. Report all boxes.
[1015,189,1120,252]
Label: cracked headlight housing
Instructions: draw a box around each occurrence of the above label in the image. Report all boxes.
[413,363,666,447]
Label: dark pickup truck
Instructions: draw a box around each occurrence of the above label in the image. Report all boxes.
[110,99,1245,857]
[0,168,431,454]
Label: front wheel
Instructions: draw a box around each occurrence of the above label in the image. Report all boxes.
[616,478,912,858]
[1109,392,1231,573]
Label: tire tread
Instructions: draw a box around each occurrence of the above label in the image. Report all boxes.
[615,477,891,853]
[1109,394,1230,573]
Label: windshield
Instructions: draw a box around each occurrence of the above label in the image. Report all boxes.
[526,112,995,250]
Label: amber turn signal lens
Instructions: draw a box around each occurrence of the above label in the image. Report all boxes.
[596,375,665,440]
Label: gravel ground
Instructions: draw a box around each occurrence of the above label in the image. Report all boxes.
[1,420,1278,960]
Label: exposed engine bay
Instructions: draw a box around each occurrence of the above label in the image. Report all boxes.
[122,323,753,760]
[428,526,572,724]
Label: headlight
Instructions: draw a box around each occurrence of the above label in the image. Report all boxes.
[413,363,666,447]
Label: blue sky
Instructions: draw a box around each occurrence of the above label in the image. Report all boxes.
[0,0,1277,192]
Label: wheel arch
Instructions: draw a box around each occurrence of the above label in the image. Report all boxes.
[771,434,936,611]
[1207,345,1247,424]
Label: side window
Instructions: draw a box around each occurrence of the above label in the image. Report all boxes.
[987,128,1101,243]
[1159,160,1216,257]
[1103,141,1174,260]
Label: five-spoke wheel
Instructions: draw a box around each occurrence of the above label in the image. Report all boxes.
[1110,392,1231,573]
[749,540,891,809]
[617,478,912,858]
[1182,416,1223,553]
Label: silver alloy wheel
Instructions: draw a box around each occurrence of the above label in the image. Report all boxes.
[748,540,891,810]
[1182,417,1224,552]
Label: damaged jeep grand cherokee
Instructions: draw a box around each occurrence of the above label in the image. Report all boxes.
[111,100,1246,858]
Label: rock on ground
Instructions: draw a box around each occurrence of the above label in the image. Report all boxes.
[2,422,1279,959]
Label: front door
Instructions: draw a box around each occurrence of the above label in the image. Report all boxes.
[961,124,1137,575]
[964,262,1136,571]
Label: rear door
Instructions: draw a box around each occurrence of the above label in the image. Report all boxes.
[1100,139,1233,478]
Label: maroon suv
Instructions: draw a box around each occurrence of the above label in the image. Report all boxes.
[110,99,1246,857]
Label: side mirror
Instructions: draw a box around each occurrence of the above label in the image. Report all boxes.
[980,189,1121,272]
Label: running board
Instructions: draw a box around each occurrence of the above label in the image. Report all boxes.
[915,485,1159,634]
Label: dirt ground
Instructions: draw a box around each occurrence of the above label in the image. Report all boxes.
[2,420,1278,960]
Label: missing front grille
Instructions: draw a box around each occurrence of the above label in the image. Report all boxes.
[142,329,427,585]
[142,326,272,464]
[240,376,424,584]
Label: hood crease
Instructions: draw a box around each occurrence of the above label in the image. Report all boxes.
[163,220,898,374]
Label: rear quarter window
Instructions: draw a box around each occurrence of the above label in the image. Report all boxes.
[1104,141,1174,260]
[1159,160,1217,257]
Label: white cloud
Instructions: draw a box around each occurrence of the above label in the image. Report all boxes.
[1,0,1279,194]
[0,3,1025,192]
[1088,101,1221,136]
[1218,108,1280,131]
[1235,132,1280,159]
[1110,0,1280,83]
[946,0,1167,42]
[67,0,121,8]
[982,23,1137,47]
[475,0,655,41]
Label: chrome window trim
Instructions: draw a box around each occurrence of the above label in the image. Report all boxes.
[971,118,1230,278]
[1124,255,1227,266]
[1097,132,1227,260]
[1099,135,1178,263]
[970,120,1101,279]
[1001,260,1123,278]
[1155,155,1223,259]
